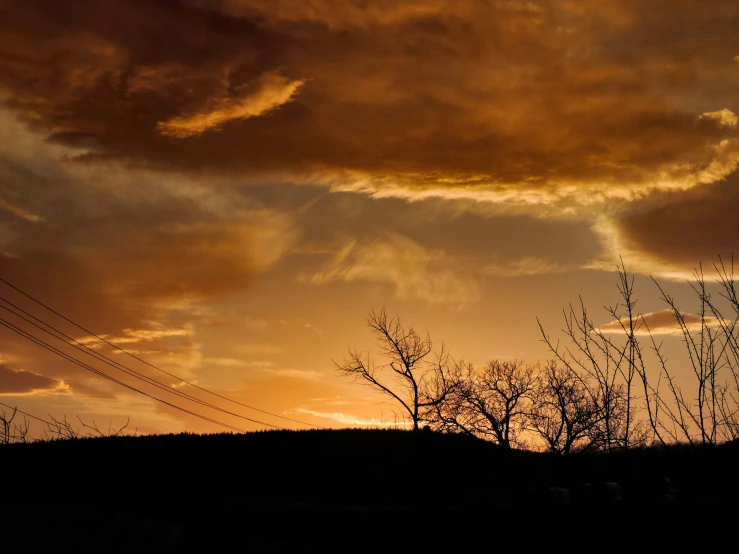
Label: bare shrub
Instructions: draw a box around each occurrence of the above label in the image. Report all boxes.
[1,407,30,444]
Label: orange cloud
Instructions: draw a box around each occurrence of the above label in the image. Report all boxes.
[598,309,724,337]
[700,109,739,129]
[482,256,568,277]
[0,364,70,396]
[1,0,737,204]
[76,327,194,348]
[157,72,305,138]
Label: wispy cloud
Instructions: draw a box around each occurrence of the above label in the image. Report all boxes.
[76,327,193,348]
[157,72,304,138]
[251,367,323,380]
[304,235,479,303]
[204,357,245,368]
[0,197,45,224]
[293,408,412,427]
[482,256,569,277]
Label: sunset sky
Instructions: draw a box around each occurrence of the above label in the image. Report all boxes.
[1,0,738,435]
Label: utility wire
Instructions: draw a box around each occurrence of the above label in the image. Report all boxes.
[0,400,55,428]
[0,297,286,429]
[0,316,251,432]
[0,276,325,429]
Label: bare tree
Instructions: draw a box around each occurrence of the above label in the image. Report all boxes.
[538,258,739,448]
[536,262,663,452]
[421,355,473,435]
[451,360,538,448]
[538,304,630,452]
[335,309,454,431]
[647,264,737,446]
[339,259,739,451]
[528,362,602,454]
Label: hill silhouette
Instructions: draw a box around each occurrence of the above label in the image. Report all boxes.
[2,429,738,552]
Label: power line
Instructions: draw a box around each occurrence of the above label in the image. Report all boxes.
[0,400,54,428]
[0,316,251,433]
[0,276,325,429]
[0,297,286,429]
[0,315,249,432]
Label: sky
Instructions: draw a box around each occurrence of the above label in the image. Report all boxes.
[1,0,738,435]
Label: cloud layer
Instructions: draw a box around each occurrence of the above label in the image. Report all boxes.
[4,0,739,281]
[1,0,737,202]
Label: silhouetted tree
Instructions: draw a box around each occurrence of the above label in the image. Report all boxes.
[528,362,601,454]
[420,353,471,433]
[340,259,739,451]
[430,360,537,448]
[424,358,475,436]
[335,309,457,431]
[464,360,538,448]
[538,299,631,452]
[538,258,739,448]
[649,264,736,445]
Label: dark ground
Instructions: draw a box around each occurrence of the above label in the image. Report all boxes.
[1,429,737,552]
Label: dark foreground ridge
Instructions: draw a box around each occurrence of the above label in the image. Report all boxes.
[2,429,738,552]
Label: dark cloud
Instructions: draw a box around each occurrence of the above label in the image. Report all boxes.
[610,165,739,272]
[0,109,294,309]
[0,363,67,395]
[0,0,737,196]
